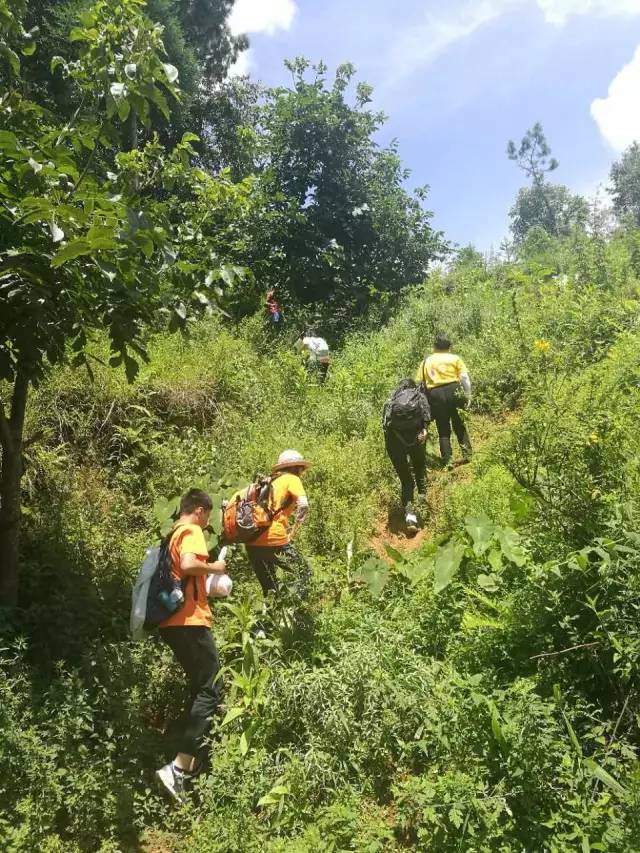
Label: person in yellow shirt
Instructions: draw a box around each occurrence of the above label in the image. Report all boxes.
[244,449,311,599]
[416,334,472,469]
[155,489,227,803]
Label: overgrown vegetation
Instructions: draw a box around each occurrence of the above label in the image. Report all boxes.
[2,222,640,850]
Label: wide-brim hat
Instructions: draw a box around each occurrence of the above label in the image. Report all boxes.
[272,449,311,473]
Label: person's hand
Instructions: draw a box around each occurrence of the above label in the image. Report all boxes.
[208,559,226,574]
[417,428,428,444]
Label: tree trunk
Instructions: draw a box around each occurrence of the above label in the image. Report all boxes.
[0,373,29,607]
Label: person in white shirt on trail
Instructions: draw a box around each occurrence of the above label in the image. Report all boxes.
[295,330,331,382]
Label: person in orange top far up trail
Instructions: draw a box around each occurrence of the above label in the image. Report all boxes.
[416,334,473,471]
[241,449,312,601]
[155,489,228,804]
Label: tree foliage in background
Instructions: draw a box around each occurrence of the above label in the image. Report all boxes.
[509,182,589,243]
[236,60,448,334]
[507,122,589,244]
[0,0,249,605]
[610,142,640,226]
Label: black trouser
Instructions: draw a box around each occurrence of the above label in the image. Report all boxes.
[384,430,427,508]
[245,543,311,600]
[159,625,223,759]
[428,382,472,464]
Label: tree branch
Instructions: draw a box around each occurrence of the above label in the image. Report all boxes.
[530,642,599,660]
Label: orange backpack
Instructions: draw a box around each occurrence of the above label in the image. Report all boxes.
[222,476,275,544]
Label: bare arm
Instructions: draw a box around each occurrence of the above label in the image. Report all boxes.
[181,553,226,576]
[460,374,471,398]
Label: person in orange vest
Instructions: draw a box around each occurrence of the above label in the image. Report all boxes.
[155,489,227,803]
[243,449,311,599]
[416,334,472,470]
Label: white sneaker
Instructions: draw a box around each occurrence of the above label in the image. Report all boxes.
[156,762,188,804]
[405,511,418,532]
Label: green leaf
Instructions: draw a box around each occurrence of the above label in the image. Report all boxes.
[239,731,248,755]
[585,759,628,797]
[0,45,20,76]
[397,556,434,585]
[496,527,527,566]
[477,573,500,592]
[434,538,465,594]
[21,42,36,57]
[50,239,92,267]
[490,704,508,753]
[355,557,389,598]
[465,513,495,555]
[384,543,404,563]
[258,784,289,807]
[221,706,245,727]
[487,548,503,573]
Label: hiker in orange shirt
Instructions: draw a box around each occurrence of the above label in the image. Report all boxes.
[244,449,312,600]
[155,489,227,803]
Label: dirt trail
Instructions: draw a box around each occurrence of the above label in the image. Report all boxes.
[371,412,517,560]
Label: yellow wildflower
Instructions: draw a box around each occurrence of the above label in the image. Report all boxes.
[534,338,551,353]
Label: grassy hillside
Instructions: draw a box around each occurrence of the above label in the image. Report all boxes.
[2,230,640,851]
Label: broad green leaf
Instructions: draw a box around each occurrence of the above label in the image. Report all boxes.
[221,706,245,727]
[51,239,92,267]
[496,527,527,566]
[21,42,36,57]
[465,513,495,555]
[0,130,19,152]
[355,557,389,598]
[398,557,434,585]
[434,538,465,594]
[477,573,500,592]
[239,730,249,756]
[258,784,289,807]
[487,548,503,573]
[585,759,628,797]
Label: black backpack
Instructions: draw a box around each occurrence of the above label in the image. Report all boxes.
[385,384,428,433]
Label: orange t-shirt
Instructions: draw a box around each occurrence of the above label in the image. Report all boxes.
[244,472,307,548]
[159,523,212,628]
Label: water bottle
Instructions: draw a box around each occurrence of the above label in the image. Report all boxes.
[158,587,184,613]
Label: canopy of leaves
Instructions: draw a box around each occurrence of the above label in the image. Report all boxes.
[610,142,640,226]
[510,183,589,243]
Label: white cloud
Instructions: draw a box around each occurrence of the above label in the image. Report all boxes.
[591,44,640,151]
[382,0,517,91]
[228,0,297,37]
[228,49,253,77]
[536,0,640,26]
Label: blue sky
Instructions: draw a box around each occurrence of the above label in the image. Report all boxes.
[228,1,640,250]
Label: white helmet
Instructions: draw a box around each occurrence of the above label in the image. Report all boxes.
[272,449,311,472]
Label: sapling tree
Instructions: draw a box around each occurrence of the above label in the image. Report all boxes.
[0,0,248,604]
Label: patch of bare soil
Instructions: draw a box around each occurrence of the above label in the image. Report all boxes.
[371,412,518,560]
